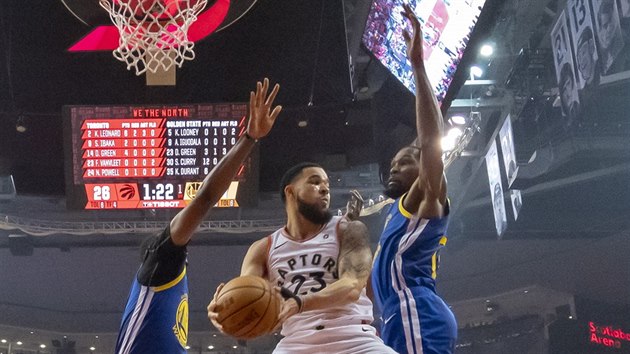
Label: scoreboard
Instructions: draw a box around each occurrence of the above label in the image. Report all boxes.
[63,104,257,210]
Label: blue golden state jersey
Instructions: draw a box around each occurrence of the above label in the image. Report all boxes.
[371,195,449,310]
[116,268,188,354]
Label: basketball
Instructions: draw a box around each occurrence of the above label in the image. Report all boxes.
[214,275,281,339]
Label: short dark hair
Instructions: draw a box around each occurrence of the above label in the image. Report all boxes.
[405,145,421,155]
[279,162,323,203]
[397,145,421,160]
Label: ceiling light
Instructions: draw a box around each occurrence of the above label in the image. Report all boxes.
[40,344,46,349]
[442,128,463,152]
[90,347,96,351]
[208,345,215,349]
[0,340,6,343]
[450,115,466,125]
[16,341,22,346]
[16,116,27,133]
[441,130,460,152]
[480,44,494,57]
[232,345,238,349]
[185,346,190,350]
[447,127,463,138]
[470,66,483,79]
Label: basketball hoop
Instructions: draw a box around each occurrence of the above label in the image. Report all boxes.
[99,0,208,77]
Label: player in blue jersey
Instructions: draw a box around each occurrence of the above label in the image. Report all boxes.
[370,4,457,354]
[115,78,282,354]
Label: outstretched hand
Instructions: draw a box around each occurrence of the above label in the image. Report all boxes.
[401,3,424,68]
[247,78,282,140]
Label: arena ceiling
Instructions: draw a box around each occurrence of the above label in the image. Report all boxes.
[0,0,629,352]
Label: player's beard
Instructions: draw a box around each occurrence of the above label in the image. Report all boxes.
[297,197,332,225]
[384,183,406,199]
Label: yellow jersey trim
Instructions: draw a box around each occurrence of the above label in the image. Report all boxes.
[398,195,450,220]
[153,267,186,292]
[398,194,413,219]
[431,236,448,279]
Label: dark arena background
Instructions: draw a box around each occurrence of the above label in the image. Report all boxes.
[1,0,629,353]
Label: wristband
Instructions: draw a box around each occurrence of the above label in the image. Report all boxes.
[294,295,304,313]
[280,287,304,313]
[244,132,258,143]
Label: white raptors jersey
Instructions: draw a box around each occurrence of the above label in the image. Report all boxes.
[266,216,374,337]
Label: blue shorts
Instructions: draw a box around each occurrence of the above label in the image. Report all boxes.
[380,286,457,354]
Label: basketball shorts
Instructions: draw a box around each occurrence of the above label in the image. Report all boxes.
[380,286,457,354]
[273,323,397,354]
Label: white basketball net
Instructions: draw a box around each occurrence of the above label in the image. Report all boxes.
[99,0,208,75]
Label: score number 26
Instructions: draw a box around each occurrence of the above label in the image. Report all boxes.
[93,185,111,200]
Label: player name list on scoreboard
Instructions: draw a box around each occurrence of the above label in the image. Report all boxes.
[80,109,243,179]
[67,105,248,210]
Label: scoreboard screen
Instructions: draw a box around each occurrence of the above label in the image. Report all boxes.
[63,104,257,210]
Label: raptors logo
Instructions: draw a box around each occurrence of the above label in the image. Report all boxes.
[119,184,136,200]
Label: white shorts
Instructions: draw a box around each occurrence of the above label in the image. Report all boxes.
[273,324,397,354]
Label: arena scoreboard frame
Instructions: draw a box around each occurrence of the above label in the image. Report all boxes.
[63,104,258,210]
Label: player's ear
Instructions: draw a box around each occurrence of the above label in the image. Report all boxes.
[284,184,295,201]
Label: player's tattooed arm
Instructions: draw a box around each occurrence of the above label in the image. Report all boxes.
[337,220,372,285]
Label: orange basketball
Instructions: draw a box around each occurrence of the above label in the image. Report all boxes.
[215,275,281,339]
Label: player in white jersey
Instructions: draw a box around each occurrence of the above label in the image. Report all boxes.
[208,162,396,354]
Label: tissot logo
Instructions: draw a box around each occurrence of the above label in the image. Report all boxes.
[61,0,257,51]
